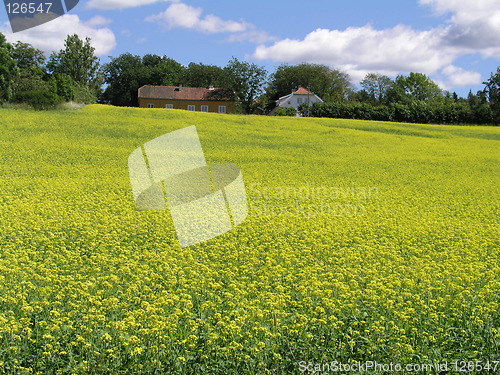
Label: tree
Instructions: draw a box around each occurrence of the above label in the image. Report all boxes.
[142,54,185,86]
[183,62,228,88]
[388,72,443,104]
[224,57,267,114]
[47,34,101,95]
[50,73,75,102]
[0,33,18,102]
[102,53,185,107]
[360,73,393,104]
[482,67,500,121]
[11,41,45,70]
[10,41,47,96]
[102,53,144,106]
[267,63,352,105]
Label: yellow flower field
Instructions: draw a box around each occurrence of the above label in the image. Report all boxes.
[0,105,499,374]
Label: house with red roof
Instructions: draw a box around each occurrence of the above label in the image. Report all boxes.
[271,87,324,115]
[138,85,236,114]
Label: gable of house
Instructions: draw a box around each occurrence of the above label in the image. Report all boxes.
[276,87,323,110]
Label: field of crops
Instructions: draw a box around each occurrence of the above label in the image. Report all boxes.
[0,104,499,374]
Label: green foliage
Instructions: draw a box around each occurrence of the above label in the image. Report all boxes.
[12,89,62,110]
[11,66,48,96]
[267,63,352,107]
[389,72,443,104]
[47,34,101,94]
[307,101,496,125]
[224,57,267,114]
[360,73,393,104]
[142,54,185,86]
[0,33,18,102]
[474,104,495,124]
[102,53,143,106]
[51,73,75,102]
[102,53,185,107]
[10,41,45,70]
[276,106,297,116]
[1,31,498,125]
[482,67,500,119]
[297,102,312,117]
[72,81,97,104]
[483,67,500,103]
[9,41,47,98]
[182,62,227,88]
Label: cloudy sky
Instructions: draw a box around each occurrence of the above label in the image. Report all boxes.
[1,0,499,95]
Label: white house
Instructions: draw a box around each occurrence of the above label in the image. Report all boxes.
[272,87,323,115]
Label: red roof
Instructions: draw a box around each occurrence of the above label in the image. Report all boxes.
[138,85,234,101]
[294,87,316,95]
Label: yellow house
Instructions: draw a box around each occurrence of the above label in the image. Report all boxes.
[138,85,236,114]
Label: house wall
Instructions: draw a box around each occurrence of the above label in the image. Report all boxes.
[138,98,236,114]
[278,94,322,110]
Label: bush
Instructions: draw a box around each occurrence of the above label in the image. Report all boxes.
[72,82,97,104]
[473,104,494,124]
[52,73,75,102]
[12,90,63,110]
[370,105,392,121]
[307,101,496,125]
[56,101,86,110]
[276,106,297,116]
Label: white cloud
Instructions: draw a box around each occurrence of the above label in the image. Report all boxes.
[420,0,500,56]
[146,2,249,34]
[121,29,133,37]
[252,0,500,89]
[253,25,454,77]
[87,0,179,11]
[146,2,276,43]
[85,16,113,27]
[226,29,277,44]
[419,0,498,18]
[441,65,482,87]
[198,14,248,33]
[3,14,116,56]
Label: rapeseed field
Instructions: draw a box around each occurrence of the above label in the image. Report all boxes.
[0,105,499,374]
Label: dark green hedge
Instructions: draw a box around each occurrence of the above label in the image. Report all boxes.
[13,90,63,110]
[303,101,497,125]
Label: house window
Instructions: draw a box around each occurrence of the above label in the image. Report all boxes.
[201,105,209,112]
[218,105,226,113]
[165,104,173,109]
[297,98,303,104]
[147,103,154,108]
[187,105,195,111]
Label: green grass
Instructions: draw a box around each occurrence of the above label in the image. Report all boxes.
[0,104,499,374]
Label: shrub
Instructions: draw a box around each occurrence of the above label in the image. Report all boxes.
[473,104,495,125]
[72,82,98,104]
[276,106,297,116]
[12,90,63,110]
[307,100,496,125]
[52,73,75,102]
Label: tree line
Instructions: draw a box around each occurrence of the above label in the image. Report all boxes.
[0,33,100,109]
[0,32,498,124]
[300,71,499,125]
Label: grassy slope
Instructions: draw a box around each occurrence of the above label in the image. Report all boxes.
[0,105,499,374]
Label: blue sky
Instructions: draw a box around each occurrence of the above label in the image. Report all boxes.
[2,0,499,96]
